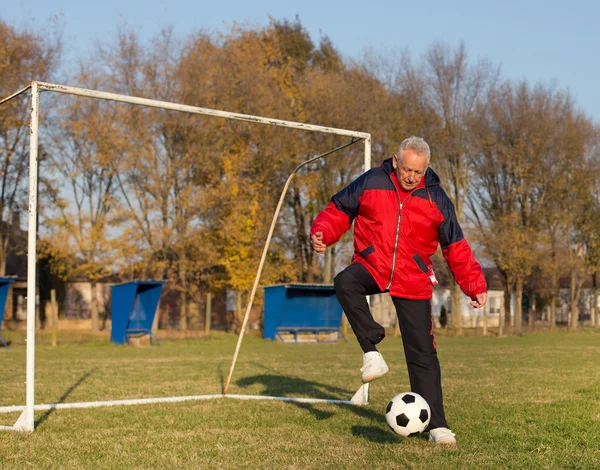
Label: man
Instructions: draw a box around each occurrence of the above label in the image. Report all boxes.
[310,136,487,445]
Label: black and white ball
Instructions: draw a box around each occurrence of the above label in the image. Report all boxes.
[385,392,431,437]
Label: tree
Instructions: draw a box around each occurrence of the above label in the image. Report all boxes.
[0,20,60,274]
[42,73,125,331]
[469,80,595,332]
[399,42,499,333]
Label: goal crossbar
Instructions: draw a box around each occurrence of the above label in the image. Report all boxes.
[36,82,371,139]
[0,81,372,432]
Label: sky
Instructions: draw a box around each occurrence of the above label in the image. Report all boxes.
[3,0,600,124]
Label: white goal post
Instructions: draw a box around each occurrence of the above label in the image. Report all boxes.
[0,81,372,432]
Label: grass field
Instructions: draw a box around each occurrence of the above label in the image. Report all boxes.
[1,329,600,469]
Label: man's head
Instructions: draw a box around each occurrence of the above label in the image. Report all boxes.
[392,136,430,191]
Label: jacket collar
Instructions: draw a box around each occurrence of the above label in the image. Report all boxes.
[381,157,440,187]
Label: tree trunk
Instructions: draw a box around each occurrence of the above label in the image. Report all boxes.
[569,270,577,331]
[515,279,523,333]
[528,282,536,331]
[90,281,99,332]
[51,289,58,347]
[205,291,212,335]
[550,294,556,331]
[451,283,463,335]
[179,290,188,331]
[330,245,337,283]
[179,254,188,331]
[498,294,505,336]
[550,272,558,330]
[503,280,512,335]
[0,243,6,277]
[482,299,488,336]
[324,248,331,284]
[592,272,597,327]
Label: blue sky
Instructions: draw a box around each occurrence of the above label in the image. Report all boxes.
[3,0,599,123]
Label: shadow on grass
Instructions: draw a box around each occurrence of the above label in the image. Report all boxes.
[35,368,97,429]
[218,364,225,392]
[236,374,386,425]
[352,425,430,444]
[351,425,399,443]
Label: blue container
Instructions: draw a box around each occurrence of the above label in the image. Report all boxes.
[262,283,343,341]
[110,281,165,345]
[0,277,15,349]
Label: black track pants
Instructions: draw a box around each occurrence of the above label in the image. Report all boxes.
[334,263,385,352]
[392,297,448,430]
[334,262,448,430]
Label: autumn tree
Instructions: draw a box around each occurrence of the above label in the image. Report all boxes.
[0,20,60,274]
[41,71,127,331]
[567,137,600,329]
[92,27,225,330]
[469,80,595,332]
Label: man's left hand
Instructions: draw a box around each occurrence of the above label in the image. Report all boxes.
[470,292,487,309]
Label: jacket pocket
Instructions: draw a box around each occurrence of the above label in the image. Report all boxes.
[412,253,429,274]
[360,245,375,257]
[412,253,438,286]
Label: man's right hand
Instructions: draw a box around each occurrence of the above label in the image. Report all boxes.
[311,232,326,254]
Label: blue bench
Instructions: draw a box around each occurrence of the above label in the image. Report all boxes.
[263,283,345,342]
[0,278,15,350]
[275,326,347,344]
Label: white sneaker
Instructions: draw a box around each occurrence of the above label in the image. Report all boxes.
[360,351,389,383]
[428,427,457,445]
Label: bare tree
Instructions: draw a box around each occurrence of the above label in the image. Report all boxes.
[399,42,499,333]
[42,74,124,331]
[469,80,595,332]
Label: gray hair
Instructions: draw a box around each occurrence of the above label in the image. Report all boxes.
[398,136,431,163]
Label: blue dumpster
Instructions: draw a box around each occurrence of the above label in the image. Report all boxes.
[110,281,165,345]
[0,277,15,349]
[262,283,346,343]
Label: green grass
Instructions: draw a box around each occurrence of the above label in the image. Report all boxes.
[1,330,600,469]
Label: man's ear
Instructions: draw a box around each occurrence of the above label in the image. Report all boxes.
[392,153,398,170]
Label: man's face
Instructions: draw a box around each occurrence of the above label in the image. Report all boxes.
[393,149,429,191]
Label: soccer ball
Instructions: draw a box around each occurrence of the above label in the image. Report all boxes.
[385,392,431,437]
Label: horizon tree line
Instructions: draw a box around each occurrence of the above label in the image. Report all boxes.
[1,17,598,333]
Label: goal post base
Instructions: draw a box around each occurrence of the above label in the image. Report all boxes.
[350,383,369,405]
[0,409,32,432]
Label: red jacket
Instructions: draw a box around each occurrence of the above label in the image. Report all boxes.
[310,158,487,300]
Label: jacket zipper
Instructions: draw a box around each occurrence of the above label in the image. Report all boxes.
[386,187,403,290]
[386,183,427,290]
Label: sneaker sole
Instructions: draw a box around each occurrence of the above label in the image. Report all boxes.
[361,367,389,383]
[428,437,457,445]
[431,439,457,445]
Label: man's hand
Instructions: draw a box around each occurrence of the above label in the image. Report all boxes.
[311,232,326,254]
[470,292,487,309]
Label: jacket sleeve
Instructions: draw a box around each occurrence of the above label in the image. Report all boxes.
[310,171,369,246]
[437,195,487,299]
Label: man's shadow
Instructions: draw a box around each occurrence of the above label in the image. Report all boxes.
[34,368,97,428]
[236,373,399,443]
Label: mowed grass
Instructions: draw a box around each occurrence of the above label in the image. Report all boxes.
[1,329,600,469]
